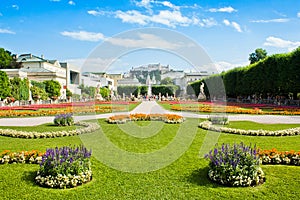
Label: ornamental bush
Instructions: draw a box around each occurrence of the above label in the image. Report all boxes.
[54,113,74,126]
[208,115,229,125]
[205,142,265,187]
[35,145,92,188]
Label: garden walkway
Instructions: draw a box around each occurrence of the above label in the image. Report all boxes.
[0,101,299,126]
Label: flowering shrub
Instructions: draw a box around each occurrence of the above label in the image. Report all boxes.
[205,143,265,187]
[199,121,300,136]
[107,113,184,124]
[208,115,229,125]
[259,148,300,166]
[0,121,100,139]
[0,150,43,164]
[54,113,74,126]
[35,145,92,188]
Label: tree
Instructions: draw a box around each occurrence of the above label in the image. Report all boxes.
[66,88,72,99]
[0,48,22,69]
[44,80,61,100]
[0,71,11,99]
[160,77,173,85]
[10,77,29,100]
[30,85,48,100]
[0,48,13,69]
[249,48,267,64]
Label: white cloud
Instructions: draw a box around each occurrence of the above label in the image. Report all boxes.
[297,12,300,18]
[88,1,217,28]
[50,0,60,2]
[12,5,19,10]
[115,10,149,25]
[214,61,248,72]
[209,6,237,13]
[0,28,16,34]
[114,9,212,28]
[251,18,289,23]
[160,1,179,10]
[196,18,218,27]
[223,19,242,32]
[60,31,105,42]
[107,33,182,50]
[68,1,75,5]
[264,36,300,51]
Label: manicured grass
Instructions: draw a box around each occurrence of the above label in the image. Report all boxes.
[0,123,77,132]
[0,118,299,199]
[226,121,300,131]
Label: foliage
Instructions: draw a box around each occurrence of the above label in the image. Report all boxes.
[160,77,173,85]
[30,86,48,100]
[54,113,74,126]
[78,84,96,98]
[189,47,300,99]
[152,85,179,96]
[0,48,13,69]
[249,48,267,64]
[44,80,61,100]
[117,85,140,96]
[208,115,229,125]
[10,77,30,100]
[36,145,92,188]
[0,71,11,99]
[66,88,72,98]
[205,143,265,187]
[31,80,45,90]
[100,87,110,98]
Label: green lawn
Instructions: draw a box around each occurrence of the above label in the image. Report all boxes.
[0,119,299,199]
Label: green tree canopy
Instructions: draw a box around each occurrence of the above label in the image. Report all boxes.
[44,80,61,100]
[249,48,267,64]
[160,77,173,85]
[0,71,11,99]
[0,48,13,69]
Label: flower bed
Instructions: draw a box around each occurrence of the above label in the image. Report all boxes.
[168,101,300,115]
[54,113,74,126]
[106,113,184,124]
[199,121,300,136]
[35,145,92,188]
[0,150,43,164]
[205,143,265,187]
[0,122,100,138]
[259,148,300,166]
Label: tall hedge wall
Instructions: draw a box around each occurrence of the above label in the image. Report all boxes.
[188,47,300,99]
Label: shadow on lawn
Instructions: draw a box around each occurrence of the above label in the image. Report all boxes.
[186,166,221,188]
[22,170,39,187]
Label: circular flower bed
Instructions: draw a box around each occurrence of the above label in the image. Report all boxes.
[205,143,265,187]
[35,145,92,188]
[199,121,300,136]
[0,122,100,139]
[107,113,184,124]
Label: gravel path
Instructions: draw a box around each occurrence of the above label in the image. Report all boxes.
[0,101,299,126]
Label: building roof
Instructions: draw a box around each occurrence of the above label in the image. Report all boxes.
[21,67,53,73]
[17,54,47,63]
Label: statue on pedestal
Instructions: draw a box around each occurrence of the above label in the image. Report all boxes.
[198,82,206,101]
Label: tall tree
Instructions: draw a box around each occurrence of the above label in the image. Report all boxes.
[0,71,11,99]
[0,48,13,69]
[249,48,267,64]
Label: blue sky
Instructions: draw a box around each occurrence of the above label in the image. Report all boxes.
[1,0,300,73]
